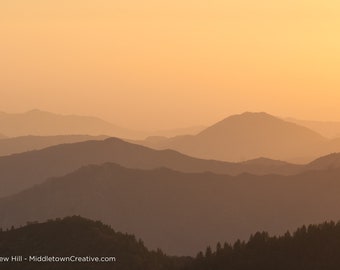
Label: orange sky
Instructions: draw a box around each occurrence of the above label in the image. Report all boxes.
[1,0,340,130]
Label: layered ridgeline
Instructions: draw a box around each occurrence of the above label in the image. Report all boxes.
[0,110,143,139]
[2,163,340,255]
[3,110,340,162]
[0,137,305,198]
[0,216,184,270]
[135,112,340,163]
[1,136,340,198]
[0,135,108,157]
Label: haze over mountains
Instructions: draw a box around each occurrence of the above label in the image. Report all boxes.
[3,109,340,163]
[0,109,143,139]
[0,135,108,157]
[151,126,206,137]
[2,163,340,255]
[1,109,340,260]
[0,137,306,198]
[4,0,340,266]
[135,112,340,163]
[0,109,207,140]
[2,109,340,256]
[288,118,340,138]
[3,136,340,198]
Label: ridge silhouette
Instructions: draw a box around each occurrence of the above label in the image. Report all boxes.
[1,136,340,198]
[2,163,340,255]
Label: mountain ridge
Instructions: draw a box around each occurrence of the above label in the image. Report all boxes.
[0,137,304,198]
[1,136,340,198]
[134,112,340,162]
[0,135,108,157]
[2,163,340,255]
[0,109,143,139]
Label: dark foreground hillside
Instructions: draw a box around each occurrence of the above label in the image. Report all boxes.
[186,221,340,270]
[0,216,188,270]
[2,217,340,270]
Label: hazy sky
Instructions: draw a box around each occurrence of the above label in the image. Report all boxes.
[1,0,340,130]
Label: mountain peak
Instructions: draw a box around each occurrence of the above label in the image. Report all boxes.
[199,111,326,134]
[198,112,294,137]
[223,112,280,122]
[169,112,327,162]
[238,111,274,117]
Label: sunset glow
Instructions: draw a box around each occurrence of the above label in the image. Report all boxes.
[1,0,340,130]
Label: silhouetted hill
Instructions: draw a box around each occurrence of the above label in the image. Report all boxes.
[0,137,306,198]
[0,216,182,270]
[0,133,7,139]
[186,221,340,270]
[136,112,334,162]
[0,135,108,157]
[1,164,340,255]
[0,110,143,139]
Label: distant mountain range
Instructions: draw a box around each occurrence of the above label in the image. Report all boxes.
[0,110,207,140]
[2,136,340,198]
[0,135,108,157]
[134,112,340,163]
[0,137,302,198]
[2,163,340,255]
[287,117,340,138]
[0,110,143,139]
[3,110,340,162]
[0,133,7,139]
[2,109,340,262]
